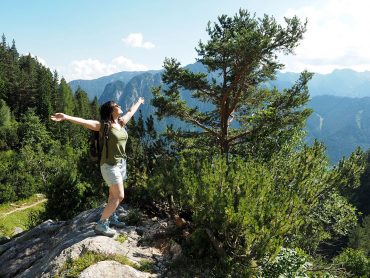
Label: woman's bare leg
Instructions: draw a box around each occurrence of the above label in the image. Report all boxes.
[100,183,124,220]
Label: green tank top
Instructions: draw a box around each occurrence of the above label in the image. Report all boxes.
[99,122,128,166]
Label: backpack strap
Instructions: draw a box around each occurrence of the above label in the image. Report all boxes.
[103,122,110,159]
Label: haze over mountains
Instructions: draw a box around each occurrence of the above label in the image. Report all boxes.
[69,66,370,101]
[272,69,370,98]
[69,65,370,163]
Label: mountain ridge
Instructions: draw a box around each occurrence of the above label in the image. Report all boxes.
[68,65,370,164]
[69,70,162,100]
[306,95,370,162]
[68,65,370,101]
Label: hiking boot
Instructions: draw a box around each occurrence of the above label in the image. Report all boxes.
[109,213,125,228]
[94,219,116,237]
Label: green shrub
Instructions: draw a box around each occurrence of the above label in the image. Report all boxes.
[258,248,311,277]
[333,248,370,277]
[115,233,128,244]
[26,209,45,230]
[123,208,143,226]
[349,215,370,256]
[0,183,16,203]
[0,124,19,150]
[169,142,362,275]
[0,99,11,127]
[137,259,155,273]
[44,169,105,220]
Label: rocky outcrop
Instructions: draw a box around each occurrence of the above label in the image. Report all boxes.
[79,261,148,278]
[0,205,180,277]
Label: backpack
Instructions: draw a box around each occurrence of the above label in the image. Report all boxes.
[88,122,110,162]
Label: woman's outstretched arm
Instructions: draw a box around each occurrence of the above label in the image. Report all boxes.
[51,113,101,131]
[120,97,145,125]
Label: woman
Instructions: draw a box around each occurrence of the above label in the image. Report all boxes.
[51,97,145,236]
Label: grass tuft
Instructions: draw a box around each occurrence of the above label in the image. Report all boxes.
[58,251,153,277]
[137,259,156,273]
[115,233,128,244]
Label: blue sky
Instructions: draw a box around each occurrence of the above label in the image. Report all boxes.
[1,0,368,81]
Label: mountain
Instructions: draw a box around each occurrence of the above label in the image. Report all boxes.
[68,65,370,163]
[270,69,370,97]
[96,70,209,131]
[306,95,370,163]
[69,70,161,100]
[99,80,126,105]
[69,67,370,101]
[99,71,162,120]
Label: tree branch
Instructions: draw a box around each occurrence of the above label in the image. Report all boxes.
[205,228,226,257]
[228,129,252,144]
[183,112,219,137]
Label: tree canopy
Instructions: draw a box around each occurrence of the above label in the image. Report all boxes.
[153,10,311,157]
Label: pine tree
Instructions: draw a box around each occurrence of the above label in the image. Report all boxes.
[90,96,100,120]
[152,10,311,158]
[10,39,18,59]
[35,65,54,121]
[9,53,39,119]
[1,34,6,49]
[57,78,75,114]
[0,99,11,127]
[50,70,59,113]
[0,35,12,102]
[74,88,91,119]
[50,78,75,144]
[71,88,91,149]
[351,150,370,216]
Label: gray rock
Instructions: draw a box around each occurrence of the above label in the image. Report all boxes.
[79,261,152,278]
[13,227,24,235]
[169,241,182,260]
[0,206,166,278]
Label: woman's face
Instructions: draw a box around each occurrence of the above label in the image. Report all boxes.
[112,103,123,116]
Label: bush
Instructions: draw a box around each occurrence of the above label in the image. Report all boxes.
[45,169,105,220]
[333,248,370,277]
[349,215,370,256]
[258,248,311,277]
[17,110,53,149]
[0,124,19,150]
[0,150,16,202]
[26,209,45,230]
[167,142,362,275]
[0,183,16,203]
[123,208,143,226]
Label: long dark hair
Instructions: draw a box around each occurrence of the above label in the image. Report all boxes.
[99,101,124,126]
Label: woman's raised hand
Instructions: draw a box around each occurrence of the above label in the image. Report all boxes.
[51,113,67,122]
[138,97,145,104]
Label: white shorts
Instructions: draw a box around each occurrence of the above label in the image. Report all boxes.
[100,159,127,186]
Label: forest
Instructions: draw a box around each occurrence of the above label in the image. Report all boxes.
[1,10,370,277]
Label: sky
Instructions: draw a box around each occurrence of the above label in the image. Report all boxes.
[1,0,370,81]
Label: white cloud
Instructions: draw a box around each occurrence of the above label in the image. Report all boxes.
[62,56,148,81]
[112,56,148,70]
[36,57,47,66]
[122,33,155,49]
[280,0,370,73]
[30,54,47,66]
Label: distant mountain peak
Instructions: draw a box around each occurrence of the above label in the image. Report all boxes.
[69,63,370,101]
